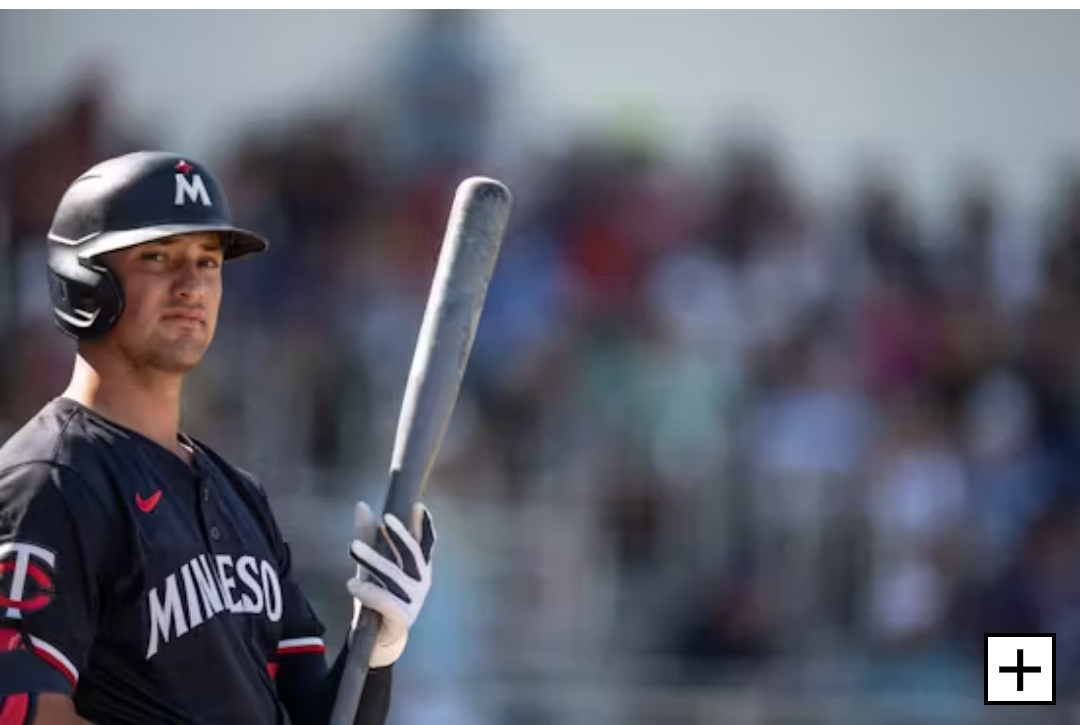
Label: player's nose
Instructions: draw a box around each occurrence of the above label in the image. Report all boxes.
[170,259,209,298]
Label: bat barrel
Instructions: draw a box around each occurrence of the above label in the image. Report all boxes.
[385,176,512,518]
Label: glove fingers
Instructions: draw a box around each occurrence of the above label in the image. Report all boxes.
[383,513,423,580]
[347,578,409,631]
[411,502,437,563]
[350,539,413,603]
[347,499,436,669]
[354,501,379,542]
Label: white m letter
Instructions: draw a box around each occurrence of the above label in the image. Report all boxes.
[147,574,188,660]
[175,173,211,206]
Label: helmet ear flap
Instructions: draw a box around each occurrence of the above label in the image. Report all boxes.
[47,246,124,339]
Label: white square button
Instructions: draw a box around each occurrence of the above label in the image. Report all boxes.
[985,634,1055,705]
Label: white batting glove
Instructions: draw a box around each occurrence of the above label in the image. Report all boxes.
[347,501,436,668]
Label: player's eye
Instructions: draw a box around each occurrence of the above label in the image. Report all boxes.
[140,251,167,262]
[199,257,221,269]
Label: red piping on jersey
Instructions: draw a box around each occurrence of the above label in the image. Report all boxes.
[277,637,326,656]
[277,644,326,656]
[0,693,29,725]
[31,643,77,687]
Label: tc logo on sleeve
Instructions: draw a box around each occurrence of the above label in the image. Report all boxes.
[0,542,57,619]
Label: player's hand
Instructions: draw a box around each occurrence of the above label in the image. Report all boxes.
[347,501,435,668]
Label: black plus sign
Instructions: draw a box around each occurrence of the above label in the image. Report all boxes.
[1000,648,1042,691]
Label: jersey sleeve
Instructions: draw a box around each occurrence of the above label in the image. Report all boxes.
[246,482,328,664]
[0,462,116,695]
[273,536,329,661]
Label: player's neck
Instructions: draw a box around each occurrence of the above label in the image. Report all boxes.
[63,352,185,458]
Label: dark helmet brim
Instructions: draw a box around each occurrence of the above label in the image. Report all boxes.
[49,223,268,262]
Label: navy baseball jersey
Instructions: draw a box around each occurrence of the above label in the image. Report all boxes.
[0,397,391,724]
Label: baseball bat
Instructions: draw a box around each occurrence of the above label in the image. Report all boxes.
[328,177,513,725]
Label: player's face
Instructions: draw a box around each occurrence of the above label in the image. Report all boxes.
[103,232,224,373]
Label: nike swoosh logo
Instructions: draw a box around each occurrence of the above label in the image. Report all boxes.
[135,490,162,513]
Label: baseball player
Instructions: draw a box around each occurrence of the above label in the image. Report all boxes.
[0,152,436,724]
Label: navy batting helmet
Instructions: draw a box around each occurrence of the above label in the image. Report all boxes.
[46,151,268,339]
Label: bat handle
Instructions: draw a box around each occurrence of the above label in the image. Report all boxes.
[328,607,382,725]
[330,479,412,725]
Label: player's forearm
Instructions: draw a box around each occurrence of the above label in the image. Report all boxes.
[350,667,393,725]
[330,651,393,725]
[277,646,392,725]
[32,693,94,725]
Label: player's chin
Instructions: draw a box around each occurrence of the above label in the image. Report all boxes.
[161,354,206,374]
[147,337,212,373]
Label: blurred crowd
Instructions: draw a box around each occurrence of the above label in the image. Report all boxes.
[5,11,1080,724]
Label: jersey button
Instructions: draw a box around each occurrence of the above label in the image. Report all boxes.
[202,487,210,503]
[210,526,221,541]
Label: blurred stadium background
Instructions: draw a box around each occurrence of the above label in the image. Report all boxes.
[4,9,1080,724]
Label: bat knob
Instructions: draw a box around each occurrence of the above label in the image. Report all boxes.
[458,177,513,206]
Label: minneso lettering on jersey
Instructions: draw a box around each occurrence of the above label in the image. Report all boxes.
[147,554,282,659]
